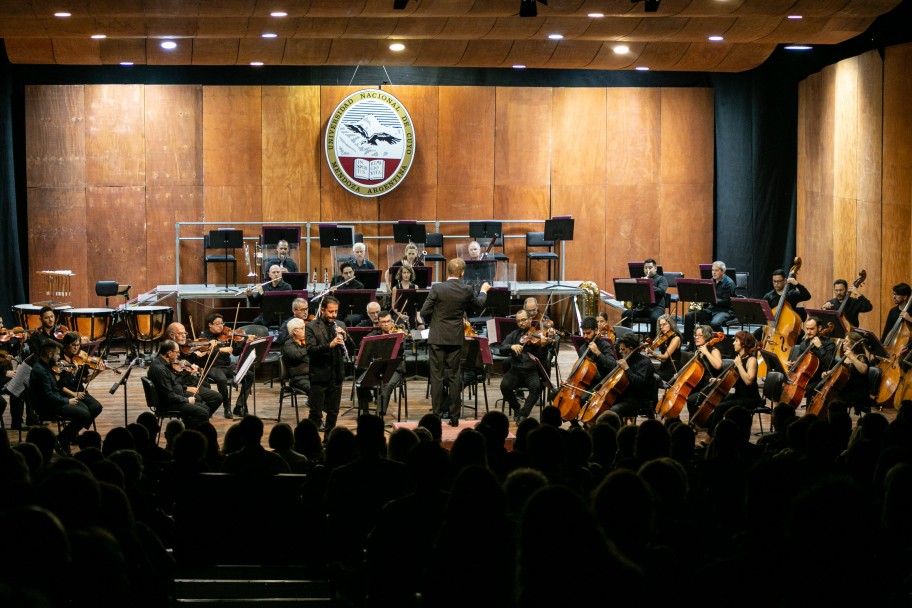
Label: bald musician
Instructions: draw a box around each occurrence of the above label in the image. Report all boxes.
[164,322,227,418]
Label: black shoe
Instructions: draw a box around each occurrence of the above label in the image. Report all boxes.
[448,418,459,427]
[317,423,326,432]
[55,440,71,458]
[223,407,233,419]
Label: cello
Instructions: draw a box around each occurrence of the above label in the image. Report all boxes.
[689,355,744,430]
[577,336,658,426]
[758,257,804,377]
[807,335,866,418]
[552,335,609,422]
[875,295,912,408]
[656,332,724,419]
[777,322,834,408]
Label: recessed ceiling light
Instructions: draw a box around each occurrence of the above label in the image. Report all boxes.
[250,61,264,66]
[548,34,564,40]
[784,45,813,50]
[787,15,803,20]
[635,66,650,71]
[270,11,288,17]
[613,45,629,55]
[53,12,71,18]
[588,13,604,18]
[513,64,526,69]
[262,33,278,38]
[708,36,724,42]
[91,34,106,39]
[120,61,134,66]
[389,43,405,51]
[160,40,177,50]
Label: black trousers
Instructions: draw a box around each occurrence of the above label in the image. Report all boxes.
[207,365,253,411]
[51,395,103,442]
[500,366,542,417]
[429,344,463,420]
[309,379,342,434]
[356,371,403,416]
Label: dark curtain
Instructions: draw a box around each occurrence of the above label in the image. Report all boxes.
[0,44,26,327]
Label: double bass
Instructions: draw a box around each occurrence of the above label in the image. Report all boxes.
[875,295,912,408]
[656,332,724,419]
[577,336,659,426]
[758,257,804,377]
[552,334,609,422]
[807,336,866,418]
[835,270,867,329]
[777,322,835,408]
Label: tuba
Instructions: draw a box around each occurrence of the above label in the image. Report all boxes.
[579,281,600,318]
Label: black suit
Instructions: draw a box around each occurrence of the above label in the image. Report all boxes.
[305,316,354,435]
[419,278,487,420]
[824,295,872,328]
[147,356,210,428]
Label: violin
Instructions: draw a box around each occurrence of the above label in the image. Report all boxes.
[72,350,107,371]
[578,338,653,425]
[180,338,213,355]
[0,327,35,342]
[464,318,478,338]
[807,337,865,418]
[656,332,724,419]
[758,257,803,378]
[51,360,78,375]
[218,327,248,343]
[778,322,834,408]
[171,359,199,375]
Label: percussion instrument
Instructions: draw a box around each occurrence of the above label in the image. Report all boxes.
[60,308,115,341]
[122,306,173,342]
[12,303,72,330]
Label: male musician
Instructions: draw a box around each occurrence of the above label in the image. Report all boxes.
[522,297,541,321]
[621,258,668,336]
[263,239,298,275]
[762,268,811,319]
[358,301,382,328]
[162,322,225,417]
[610,333,655,419]
[332,262,365,290]
[499,310,552,424]
[821,279,872,328]
[786,316,836,402]
[683,261,736,350]
[350,242,375,270]
[305,295,355,437]
[246,264,293,326]
[147,339,211,430]
[419,258,490,426]
[881,283,912,344]
[467,241,482,261]
[27,306,65,356]
[355,311,405,417]
[200,313,255,417]
[282,317,310,397]
[578,316,617,382]
[276,297,310,346]
[28,341,102,455]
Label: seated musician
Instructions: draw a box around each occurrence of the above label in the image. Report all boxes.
[651,314,682,383]
[200,313,255,418]
[391,264,418,329]
[467,241,483,261]
[821,278,872,328]
[27,306,66,356]
[163,322,225,417]
[820,330,871,415]
[387,243,426,287]
[881,282,911,344]
[703,331,762,432]
[350,242,375,270]
[786,316,836,402]
[332,262,365,290]
[685,325,724,420]
[499,310,553,424]
[281,317,311,398]
[262,239,298,275]
[610,333,655,418]
[579,316,617,382]
[621,258,668,336]
[246,264,293,325]
[355,310,406,417]
[57,332,106,425]
[276,297,310,346]
[684,261,736,350]
[28,341,102,455]
[358,301,382,328]
[147,339,212,430]
[753,268,812,340]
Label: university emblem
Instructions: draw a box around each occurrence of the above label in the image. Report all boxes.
[324,89,415,198]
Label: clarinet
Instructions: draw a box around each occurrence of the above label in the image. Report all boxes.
[334,322,351,362]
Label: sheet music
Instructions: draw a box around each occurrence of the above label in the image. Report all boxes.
[5,362,31,398]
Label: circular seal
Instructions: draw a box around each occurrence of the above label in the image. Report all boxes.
[324,89,416,198]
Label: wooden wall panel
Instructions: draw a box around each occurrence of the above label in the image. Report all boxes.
[145,85,203,187]
[606,88,661,187]
[495,88,552,186]
[27,188,88,306]
[494,185,550,280]
[147,186,204,287]
[203,86,262,187]
[438,87,495,187]
[552,185,607,285]
[25,85,85,188]
[85,187,147,303]
[857,200,883,332]
[659,183,713,275]
[660,88,714,186]
[262,186,321,223]
[203,186,263,225]
[262,86,322,189]
[552,88,606,185]
[85,84,145,186]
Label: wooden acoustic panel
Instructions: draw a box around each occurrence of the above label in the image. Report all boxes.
[438,87,495,187]
[660,88,714,185]
[202,86,262,187]
[27,187,88,306]
[262,86,322,188]
[435,185,493,222]
[85,84,146,186]
[552,184,607,288]
[605,88,661,187]
[145,85,203,187]
[659,183,713,278]
[856,200,883,333]
[494,88,552,187]
[147,186,204,286]
[25,85,86,188]
[86,186,148,301]
[552,88,606,185]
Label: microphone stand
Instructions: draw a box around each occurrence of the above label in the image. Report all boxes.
[110,358,140,426]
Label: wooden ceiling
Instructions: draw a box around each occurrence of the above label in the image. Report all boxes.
[0,0,902,72]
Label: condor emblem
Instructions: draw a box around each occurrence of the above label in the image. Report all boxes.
[324,89,416,198]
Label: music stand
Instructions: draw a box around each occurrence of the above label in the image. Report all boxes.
[236,336,274,417]
[394,289,429,328]
[758,349,788,376]
[354,269,382,289]
[109,358,140,426]
[335,289,376,325]
[282,272,308,291]
[484,317,520,344]
[803,309,849,340]
[208,229,243,292]
[392,222,426,245]
[318,224,355,248]
[853,328,890,360]
[262,226,300,247]
[261,291,301,328]
[411,266,432,288]
[544,217,575,288]
[699,263,738,283]
[613,278,655,306]
[731,298,775,328]
[469,221,502,240]
[627,262,664,278]
[346,333,405,417]
[478,288,510,319]
[676,278,717,308]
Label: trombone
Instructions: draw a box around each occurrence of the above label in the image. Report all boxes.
[244,243,264,278]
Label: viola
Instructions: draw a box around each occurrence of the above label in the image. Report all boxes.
[656,332,724,419]
[807,338,864,418]
[218,327,248,343]
[51,360,78,375]
[72,350,107,371]
[875,295,912,408]
[690,354,748,429]
[180,339,213,355]
[551,336,608,421]
[578,338,653,425]
[0,327,35,342]
[759,257,803,378]
[171,359,199,375]
[778,322,834,408]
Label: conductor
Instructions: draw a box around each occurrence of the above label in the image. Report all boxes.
[419,258,490,427]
